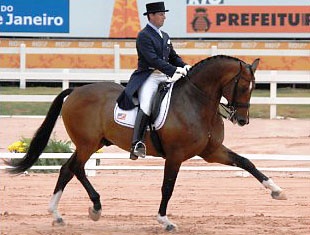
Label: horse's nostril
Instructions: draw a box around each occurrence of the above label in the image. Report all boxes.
[238,119,247,126]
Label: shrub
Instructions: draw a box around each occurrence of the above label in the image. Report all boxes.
[8,135,73,173]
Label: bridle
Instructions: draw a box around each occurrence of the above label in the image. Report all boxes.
[219,62,255,121]
[184,61,255,121]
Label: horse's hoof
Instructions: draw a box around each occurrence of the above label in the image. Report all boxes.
[165,224,177,232]
[271,191,287,200]
[88,207,102,221]
[157,214,177,232]
[130,153,138,160]
[52,217,65,226]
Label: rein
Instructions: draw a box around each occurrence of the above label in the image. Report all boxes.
[184,76,212,104]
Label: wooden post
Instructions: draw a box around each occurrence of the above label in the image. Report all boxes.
[211,45,218,56]
[114,44,121,84]
[270,71,278,119]
[85,158,96,176]
[19,43,26,89]
[62,69,69,90]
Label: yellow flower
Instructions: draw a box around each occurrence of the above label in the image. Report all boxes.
[14,141,23,146]
[8,141,27,153]
[8,144,14,152]
[96,148,104,153]
[17,147,26,153]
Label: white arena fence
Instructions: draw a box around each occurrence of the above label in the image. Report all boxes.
[0,44,309,119]
[0,153,309,176]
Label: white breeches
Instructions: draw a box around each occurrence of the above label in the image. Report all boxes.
[138,72,168,116]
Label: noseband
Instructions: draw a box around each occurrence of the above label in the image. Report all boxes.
[220,63,255,121]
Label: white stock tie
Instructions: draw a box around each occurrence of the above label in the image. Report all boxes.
[158,29,163,38]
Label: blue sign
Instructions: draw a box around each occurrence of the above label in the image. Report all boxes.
[0,0,69,33]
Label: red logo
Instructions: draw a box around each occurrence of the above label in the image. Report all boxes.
[117,113,127,120]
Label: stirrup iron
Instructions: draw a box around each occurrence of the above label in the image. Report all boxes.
[133,141,146,158]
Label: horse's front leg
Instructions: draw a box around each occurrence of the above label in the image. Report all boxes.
[157,158,182,231]
[202,145,287,200]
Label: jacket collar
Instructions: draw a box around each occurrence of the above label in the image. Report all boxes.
[146,24,163,41]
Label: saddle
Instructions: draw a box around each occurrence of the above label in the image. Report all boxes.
[149,82,171,158]
[114,82,172,157]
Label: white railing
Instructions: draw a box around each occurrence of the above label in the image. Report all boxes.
[0,43,309,88]
[1,43,309,74]
[1,153,309,176]
[0,44,309,119]
[0,70,309,88]
[0,71,309,119]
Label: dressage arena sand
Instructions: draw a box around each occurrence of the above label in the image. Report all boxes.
[0,117,310,234]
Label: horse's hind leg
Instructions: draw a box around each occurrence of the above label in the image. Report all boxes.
[63,148,101,221]
[48,150,102,225]
[48,152,76,225]
[202,145,287,200]
[68,148,102,221]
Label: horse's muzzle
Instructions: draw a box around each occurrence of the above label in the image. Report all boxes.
[236,115,249,126]
[237,118,248,126]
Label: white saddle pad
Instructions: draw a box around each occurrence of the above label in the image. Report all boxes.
[114,83,174,130]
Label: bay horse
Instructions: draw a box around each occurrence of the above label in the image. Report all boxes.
[6,55,287,231]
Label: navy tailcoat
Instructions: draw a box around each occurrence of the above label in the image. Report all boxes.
[117,24,186,110]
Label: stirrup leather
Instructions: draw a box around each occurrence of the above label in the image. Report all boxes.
[133,141,146,158]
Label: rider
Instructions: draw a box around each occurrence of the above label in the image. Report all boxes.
[117,1,191,160]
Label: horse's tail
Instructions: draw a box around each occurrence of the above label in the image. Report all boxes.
[6,88,74,174]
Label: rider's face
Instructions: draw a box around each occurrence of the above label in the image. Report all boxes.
[149,12,166,28]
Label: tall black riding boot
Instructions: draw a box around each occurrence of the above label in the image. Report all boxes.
[130,109,150,160]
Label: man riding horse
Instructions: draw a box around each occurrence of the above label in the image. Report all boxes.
[117,2,191,160]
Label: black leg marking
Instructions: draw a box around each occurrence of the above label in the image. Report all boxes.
[228,150,269,183]
[158,160,181,216]
[53,152,76,194]
[70,158,102,211]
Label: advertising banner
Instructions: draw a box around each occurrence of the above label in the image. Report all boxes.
[0,38,309,71]
[0,0,309,38]
[0,0,69,33]
[187,5,309,33]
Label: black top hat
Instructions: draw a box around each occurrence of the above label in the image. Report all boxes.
[143,2,169,16]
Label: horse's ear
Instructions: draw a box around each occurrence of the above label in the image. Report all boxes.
[251,58,260,73]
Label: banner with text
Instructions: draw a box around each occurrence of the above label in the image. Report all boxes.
[0,0,69,33]
[187,5,309,33]
[0,0,309,38]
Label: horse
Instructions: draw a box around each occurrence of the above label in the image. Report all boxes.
[6,55,287,231]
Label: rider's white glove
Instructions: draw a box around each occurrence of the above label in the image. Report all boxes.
[167,67,187,82]
[177,66,188,75]
[184,64,192,72]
